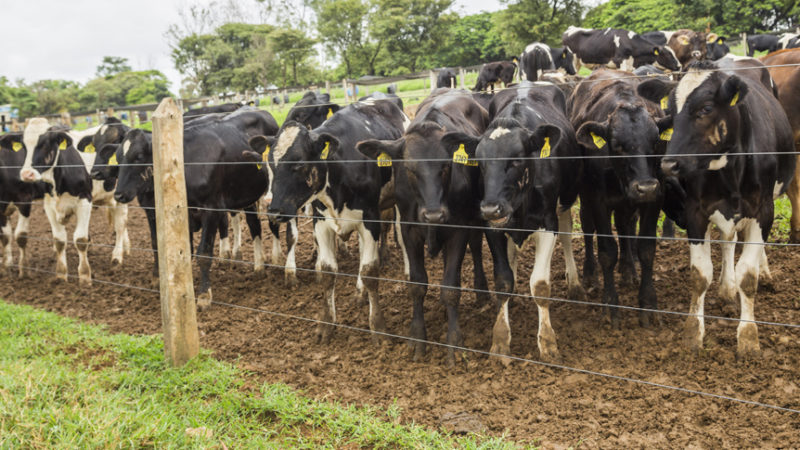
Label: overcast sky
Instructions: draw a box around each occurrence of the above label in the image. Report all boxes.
[3,0,503,92]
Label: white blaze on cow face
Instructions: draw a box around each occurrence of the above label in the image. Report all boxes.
[122,139,131,156]
[674,70,712,113]
[274,126,302,162]
[20,118,51,182]
[708,154,728,170]
[489,127,511,140]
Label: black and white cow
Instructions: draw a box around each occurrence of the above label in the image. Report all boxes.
[638,61,796,356]
[285,91,341,130]
[474,61,518,93]
[0,133,49,276]
[569,69,668,327]
[519,42,576,81]
[184,102,243,118]
[113,109,277,308]
[265,97,408,344]
[640,31,674,47]
[442,81,584,361]
[437,68,458,88]
[563,26,681,72]
[357,89,493,364]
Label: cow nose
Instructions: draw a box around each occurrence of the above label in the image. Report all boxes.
[691,50,701,58]
[91,171,103,180]
[480,203,504,220]
[113,192,126,203]
[661,159,679,176]
[420,207,447,224]
[20,169,37,182]
[634,179,659,194]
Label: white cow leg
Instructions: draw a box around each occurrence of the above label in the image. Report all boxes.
[111,202,128,265]
[15,213,30,278]
[558,208,585,300]
[394,206,409,278]
[284,218,298,287]
[736,221,763,357]
[491,238,517,358]
[74,198,92,286]
[531,230,558,361]
[759,246,772,282]
[1,220,12,269]
[684,229,713,351]
[44,196,68,282]
[314,221,338,344]
[252,236,264,273]
[232,210,243,260]
[717,231,737,303]
[359,224,386,343]
[271,227,282,266]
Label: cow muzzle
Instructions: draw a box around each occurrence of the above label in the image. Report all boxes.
[629,179,660,202]
[266,205,291,223]
[480,202,511,227]
[20,168,41,183]
[691,50,702,59]
[419,207,449,224]
[661,158,680,177]
[113,191,135,204]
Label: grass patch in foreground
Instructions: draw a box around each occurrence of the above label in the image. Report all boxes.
[0,300,521,449]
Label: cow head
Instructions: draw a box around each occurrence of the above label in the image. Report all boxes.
[553,47,577,75]
[576,103,664,203]
[113,129,153,203]
[639,62,746,177]
[285,92,341,130]
[0,133,24,155]
[20,131,72,183]
[653,45,681,71]
[265,122,335,222]
[91,144,121,192]
[706,35,729,60]
[669,31,708,68]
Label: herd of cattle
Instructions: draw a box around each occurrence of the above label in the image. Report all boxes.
[2,25,800,366]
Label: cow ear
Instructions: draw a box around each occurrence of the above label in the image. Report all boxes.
[76,136,94,153]
[706,33,719,43]
[326,104,341,117]
[717,75,748,107]
[526,125,561,158]
[440,132,480,158]
[0,133,23,151]
[98,144,119,163]
[678,35,690,45]
[249,135,276,156]
[637,78,676,109]
[576,121,609,150]
[656,116,673,133]
[53,132,73,150]
[356,138,405,161]
[313,132,340,160]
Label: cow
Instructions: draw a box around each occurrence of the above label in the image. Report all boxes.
[358,91,404,111]
[285,91,341,130]
[569,69,668,327]
[519,42,576,81]
[437,68,458,88]
[436,82,584,361]
[184,102,242,118]
[265,97,408,345]
[760,48,800,242]
[563,26,681,73]
[637,60,795,356]
[640,31,674,47]
[746,33,782,56]
[356,89,492,365]
[113,109,277,308]
[540,71,584,98]
[665,29,708,68]
[0,133,49,276]
[474,61,517,93]
[707,35,730,60]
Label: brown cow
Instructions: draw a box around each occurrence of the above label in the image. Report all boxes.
[760,48,800,242]
[667,29,708,68]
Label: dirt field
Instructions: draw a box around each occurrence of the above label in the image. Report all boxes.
[2,203,800,448]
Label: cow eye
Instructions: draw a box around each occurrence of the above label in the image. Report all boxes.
[698,104,713,116]
[511,160,525,169]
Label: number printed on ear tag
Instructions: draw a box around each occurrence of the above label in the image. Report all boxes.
[12,142,22,152]
[453,144,477,166]
[377,152,392,167]
[85,143,95,153]
[660,96,669,110]
[660,127,673,141]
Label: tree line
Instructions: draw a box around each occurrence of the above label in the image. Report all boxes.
[2,0,799,118]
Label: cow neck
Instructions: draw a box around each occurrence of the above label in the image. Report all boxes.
[51,146,91,199]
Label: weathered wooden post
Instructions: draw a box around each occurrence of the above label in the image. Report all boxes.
[429,70,437,92]
[342,78,349,103]
[325,80,331,95]
[459,67,466,89]
[152,97,199,367]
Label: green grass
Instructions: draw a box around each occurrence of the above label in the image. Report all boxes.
[0,300,523,449]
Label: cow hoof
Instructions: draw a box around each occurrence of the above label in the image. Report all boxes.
[737,323,760,360]
[489,342,511,366]
[682,318,704,352]
[619,269,638,288]
[409,340,426,361]
[196,291,212,311]
[284,273,298,288]
[316,324,334,344]
[111,258,122,267]
[354,289,368,307]
[568,284,586,302]
[233,250,243,261]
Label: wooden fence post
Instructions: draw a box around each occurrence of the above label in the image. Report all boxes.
[342,78,349,103]
[325,80,331,95]
[152,97,199,367]
[429,70,437,92]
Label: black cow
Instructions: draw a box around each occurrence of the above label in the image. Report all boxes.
[113,109,277,309]
[437,68,458,88]
[474,61,517,93]
[184,102,242,118]
[519,42,576,81]
[563,26,681,72]
[640,31,671,46]
[357,89,491,364]
[441,82,584,361]
[265,98,408,345]
[0,133,48,276]
[638,60,796,356]
[569,69,668,327]
[707,35,730,60]
[358,91,404,111]
[746,33,782,56]
[285,91,341,130]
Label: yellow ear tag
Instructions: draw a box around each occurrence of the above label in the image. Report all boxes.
[257,145,270,170]
[660,96,669,110]
[718,38,723,44]
[453,144,478,166]
[730,91,739,106]
[540,137,551,158]
[85,143,95,153]
[108,153,118,166]
[326,108,333,119]
[320,141,330,160]
[590,132,606,149]
[660,127,673,141]
[377,152,392,167]
[12,142,22,152]
[58,139,67,150]
[654,49,659,55]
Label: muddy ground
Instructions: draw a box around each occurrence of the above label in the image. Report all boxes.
[2,203,800,448]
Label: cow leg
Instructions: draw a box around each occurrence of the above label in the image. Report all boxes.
[684,223,713,351]
[314,220,338,344]
[0,215,12,270]
[580,201,599,291]
[615,209,638,287]
[661,216,675,239]
[144,205,159,287]
[735,220,763,358]
[486,231,514,360]
[717,230,737,305]
[759,247,772,282]
[358,220,386,343]
[111,202,129,265]
[218,213,231,260]
[43,196,68,282]
[637,203,660,327]
[468,229,489,305]
[379,208,393,268]
[232,210,244,260]
[441,231,469,366]
[243,206,263,272]
[269,220,283,266]
[402,224,428,360]
[74,198,92,287]
[284,218,298,287]
[196,212,220,311]
[14,207,31,278]
[531,230,559,361]
[558,208,584,300]
[596,212,620,327]
[788,154,800,243]
[395,205,410,278]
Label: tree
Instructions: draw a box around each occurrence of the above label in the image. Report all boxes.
[493,0,584,55]
[96,56,132,78]
[312,0,386,77]
[269,27,317,86]
[427,12,506,68]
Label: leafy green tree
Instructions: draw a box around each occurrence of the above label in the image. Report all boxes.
[494,0,584,55]
[269,27,318,86]
[96,56,133,78]
[428,12,506,67]
[312,0,379,77]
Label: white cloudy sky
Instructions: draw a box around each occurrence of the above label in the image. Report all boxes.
[3,0,503,92]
